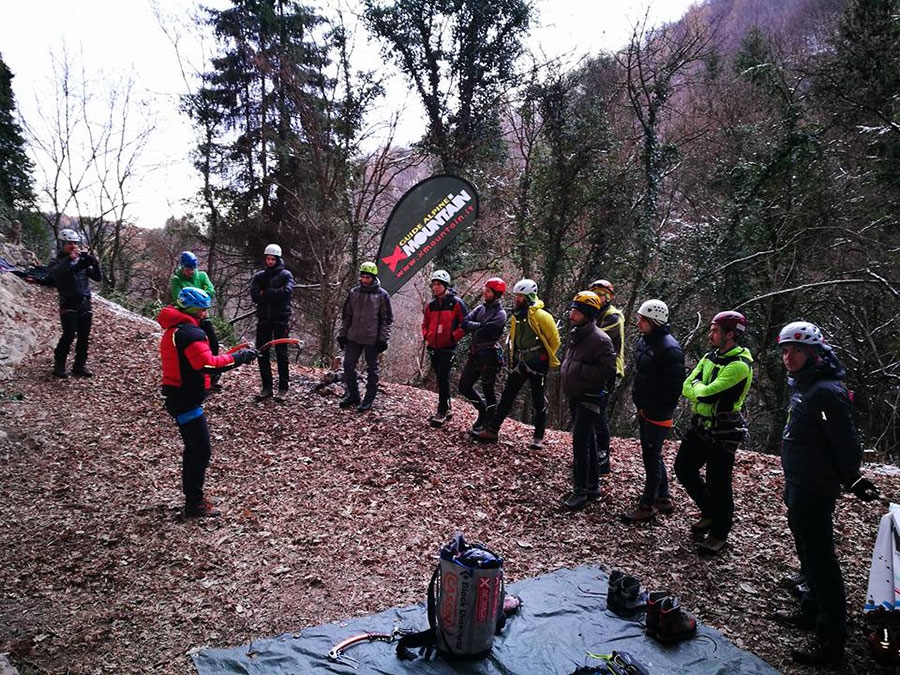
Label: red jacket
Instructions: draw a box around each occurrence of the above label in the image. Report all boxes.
[422,291,468,350]
[158,306,235,404]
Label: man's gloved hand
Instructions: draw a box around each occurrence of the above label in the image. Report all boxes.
[376,341,388,353]
[231,348,260,366]
[337,336,346,349]
[850,476,880,502]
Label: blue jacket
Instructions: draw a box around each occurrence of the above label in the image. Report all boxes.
[250,261,294,322]
[632,324,685,422]
[781,352,862,498]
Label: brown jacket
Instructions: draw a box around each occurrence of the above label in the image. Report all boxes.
[561,321,616,398]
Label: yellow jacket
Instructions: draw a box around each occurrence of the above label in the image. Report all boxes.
[508,298,561,369]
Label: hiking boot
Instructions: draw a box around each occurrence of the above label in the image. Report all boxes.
[274,389,289,402]
[339,395,360,409]
[655,596,697,643]
[357,399,373,412]
[773,608,815,630]
[72,365,93,377]
[645,591,669,638]
[443,405,453,421]
[52,362,68,378]
[690,516,713,536]
[793,581,811,599]
[621,503,656,524]
[608,573,648,617]
[697,533,728,556]
[185,499,221,518]
[779,571,806,590]
[255,387,273,401]
[210,374,223,391]
[471,411,487,433]
[790,638,844,666]
[528,437,544,450]
[599,463,611,476]
[586,486,602,500]
[474,428,499,443]
[429,411,448,427]
[654,497,675,514]
[561,491,589,511]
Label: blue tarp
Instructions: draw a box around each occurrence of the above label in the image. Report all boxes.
[193,565,780,675]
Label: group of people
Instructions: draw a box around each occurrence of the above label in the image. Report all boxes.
[46,231,880,666]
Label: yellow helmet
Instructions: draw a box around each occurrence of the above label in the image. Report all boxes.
[570,290,603,317]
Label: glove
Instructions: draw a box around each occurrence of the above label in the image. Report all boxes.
[230,348,259,366]
[376,341,388,353]
[337,336,346,349]
[850,476,880,502]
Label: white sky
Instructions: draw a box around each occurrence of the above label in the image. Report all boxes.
[0,0,697,229]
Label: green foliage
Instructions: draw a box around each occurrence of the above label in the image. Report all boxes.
[208,314,237,347]
[0,55,35,213]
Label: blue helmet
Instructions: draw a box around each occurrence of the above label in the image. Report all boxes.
[177,287,211,312]
[180,251,199,269]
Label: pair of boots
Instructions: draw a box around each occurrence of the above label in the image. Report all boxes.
[339,389,376,412]
[429,403,453,427]
[645,591,698,643]
[607,570,648,617]
[53,357,93,378]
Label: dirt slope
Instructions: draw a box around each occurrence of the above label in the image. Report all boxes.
[0,284,894,674]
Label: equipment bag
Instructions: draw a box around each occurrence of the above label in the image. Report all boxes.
[397,533,505,660]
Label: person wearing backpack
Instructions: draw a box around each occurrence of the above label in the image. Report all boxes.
[49,228,102,378]
[421,270,468,427]
[158,288,258,517]
[773,321,878,666]
[559,291,617,511]
[474,278,560,449]
[622,299,684,524]
[675,311,753,555]
[250,244,294,402]
[171,251,222,390]
[458,277,507,433]
[337,262,393,412]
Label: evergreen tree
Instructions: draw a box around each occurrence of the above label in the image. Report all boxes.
[0,54,35,216]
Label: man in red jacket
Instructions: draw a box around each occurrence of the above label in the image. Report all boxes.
[422,270,468,427]
[158,288,258,517]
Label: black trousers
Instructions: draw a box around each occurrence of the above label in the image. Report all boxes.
[428,348,456,414]
[570,398,601,492]
[344,340,379,403]
[784,483,846,645]
[458,348,501,415]
[54,297,92,367]
[165,400,211,509]
[489,362,548,440]
[256,320,289,390]
[591,389,611,473]
[638,418,672,507]
[199,317,220,355]
[674,427,736,539]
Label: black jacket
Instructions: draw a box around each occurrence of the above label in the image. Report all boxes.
[250,260,294,321]
[781,352,862,498]
[49,249,101,308]
[632,324,685,421]
[561,321,616,398]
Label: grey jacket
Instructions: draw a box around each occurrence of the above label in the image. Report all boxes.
[339,280,393,346]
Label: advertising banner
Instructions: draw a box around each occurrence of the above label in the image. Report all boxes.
[376,175,479,295]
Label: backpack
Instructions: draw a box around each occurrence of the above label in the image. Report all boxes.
[11,265,55,287]
[397,533,505,660]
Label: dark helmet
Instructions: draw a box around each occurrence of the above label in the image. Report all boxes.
[712,311,747,336]
[485,277,506,295]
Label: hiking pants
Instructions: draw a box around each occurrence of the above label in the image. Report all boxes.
[489,361,548,439]
[428,348,456,414]
[674,427,736,539]
[638,417,672,508]
[591,389,611,473]
[256,320,289,391]
[784,483,846,646]
[570,398,601,493]
[344,340,379,403]
[458,348,501,415]
[165,400,211,510]
[55,297,92,367]
[200,317,220,356]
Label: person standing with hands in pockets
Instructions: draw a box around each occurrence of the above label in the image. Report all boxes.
[250,244,294,402]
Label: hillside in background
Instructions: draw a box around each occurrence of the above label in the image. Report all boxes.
[0,260,896,674]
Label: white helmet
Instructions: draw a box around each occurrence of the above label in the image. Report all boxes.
[59,228,81,244]
[778,321,826,348]
[637,299,669,324]
[512,278,538,295]
[264,243,282,257]
[430,269,451,285]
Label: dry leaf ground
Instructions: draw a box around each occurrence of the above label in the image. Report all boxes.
[0,284,896,674]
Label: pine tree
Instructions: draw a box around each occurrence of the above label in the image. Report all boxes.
[0,54,35,215]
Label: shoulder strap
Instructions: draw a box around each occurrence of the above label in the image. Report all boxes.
[396,563,441,660]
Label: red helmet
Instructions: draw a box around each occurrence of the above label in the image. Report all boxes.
[712,310,748,335]
[485,277,506,295]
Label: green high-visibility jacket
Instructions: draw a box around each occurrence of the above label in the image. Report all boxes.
[682,345,753,422]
